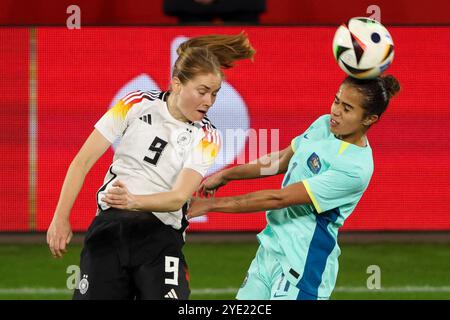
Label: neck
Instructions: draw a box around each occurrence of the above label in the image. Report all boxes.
[335,132,367,147]
[166,93,189,123]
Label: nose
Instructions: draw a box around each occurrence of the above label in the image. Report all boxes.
[204,93,214,107]
[331,103,342,116]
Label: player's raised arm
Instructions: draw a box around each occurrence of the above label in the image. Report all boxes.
[46,129,112,258]
[198,144,294,197]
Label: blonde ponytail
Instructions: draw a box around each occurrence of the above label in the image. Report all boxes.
[173,32,255,83]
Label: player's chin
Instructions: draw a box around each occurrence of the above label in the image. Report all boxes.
[330,126,339,135]
[330,126,347,137]
[191,111,206,122]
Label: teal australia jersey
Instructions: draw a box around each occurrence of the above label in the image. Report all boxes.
[257,114,374,299]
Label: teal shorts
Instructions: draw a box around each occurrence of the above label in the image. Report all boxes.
[236,245,328,300]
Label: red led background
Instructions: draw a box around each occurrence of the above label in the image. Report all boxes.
[0,29,29,231]
[2,26,450,231]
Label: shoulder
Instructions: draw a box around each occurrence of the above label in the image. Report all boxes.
[336,150,374,186]
[200,116,217,130]
[119,90,163,106]
[193,116,221,145]
[301,114,330,137]
[192,116,217,131]
[109,90,164,119]
[298,114,330,141]
[309,114,330,132]
[314,114,331,124]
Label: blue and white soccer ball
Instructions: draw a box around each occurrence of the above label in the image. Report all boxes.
[333,17,394,79]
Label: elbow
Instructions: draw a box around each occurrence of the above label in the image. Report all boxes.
[71,151,93,170]
[69,156,89,175]
[71,157,85,168]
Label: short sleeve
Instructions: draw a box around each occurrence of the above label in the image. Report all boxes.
[94,91,142,143]
[183,126,221,177]
[291,115,329,152]
[302,163,366,214]
[291,134,304,152]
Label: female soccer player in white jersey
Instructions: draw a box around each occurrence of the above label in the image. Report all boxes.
[187,75,400,300]
[46,33,255,300]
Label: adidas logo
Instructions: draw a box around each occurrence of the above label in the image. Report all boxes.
[139,114,152,125]
[164,288,178,299]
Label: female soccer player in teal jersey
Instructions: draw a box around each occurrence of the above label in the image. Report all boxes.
[187,75,400,300]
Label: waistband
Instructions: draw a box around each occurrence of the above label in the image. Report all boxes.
[97,208,156,220]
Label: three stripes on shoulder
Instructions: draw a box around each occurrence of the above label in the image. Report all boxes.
[139,114,152,125]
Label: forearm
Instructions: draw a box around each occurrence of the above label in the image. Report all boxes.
[207,181,312,214]
[134,189,282,215]
[209,189,286,213]
[222,152,283,181]
[53,160,89,220]
[134,191,185,212]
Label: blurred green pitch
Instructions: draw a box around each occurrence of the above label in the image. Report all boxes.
[0,241,449,300]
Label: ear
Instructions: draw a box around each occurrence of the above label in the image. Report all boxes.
[171,77,182,94]
[363,114,379,126]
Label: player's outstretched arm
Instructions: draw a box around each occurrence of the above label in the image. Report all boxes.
[101,168,203,212]
[188,180,312,219]
[198,145,294,197]
[47,129,111,258]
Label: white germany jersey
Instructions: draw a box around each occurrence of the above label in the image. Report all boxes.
[94,90,221,230]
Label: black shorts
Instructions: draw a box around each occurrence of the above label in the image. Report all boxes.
[73,209,190,300]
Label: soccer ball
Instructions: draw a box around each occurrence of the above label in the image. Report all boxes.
[332,17,394,79]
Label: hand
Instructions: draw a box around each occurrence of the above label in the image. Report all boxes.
[187,196,214,219]
[198,171,229,198]
[101,180,137,210]
[47,217,73,258]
